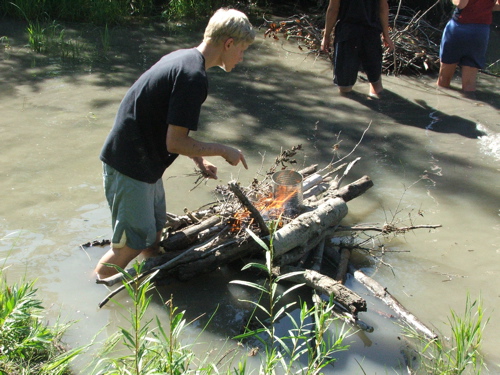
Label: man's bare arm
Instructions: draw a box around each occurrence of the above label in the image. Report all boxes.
[321,0,341,52]
[166,124,247,168]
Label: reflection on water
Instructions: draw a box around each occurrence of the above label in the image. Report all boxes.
[1,19,500,373]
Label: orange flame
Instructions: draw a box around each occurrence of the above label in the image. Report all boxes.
[230,188,297,233]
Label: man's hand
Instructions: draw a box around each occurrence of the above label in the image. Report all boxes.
[192,157,218,179]
[224,147,248,169]
[321,34,332,53]
[383,35,395,52]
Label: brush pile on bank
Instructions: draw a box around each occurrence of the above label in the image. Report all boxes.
[261,4,443,75]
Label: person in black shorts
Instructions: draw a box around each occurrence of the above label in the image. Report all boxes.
[95,8,255,280]
[320,0,394,97]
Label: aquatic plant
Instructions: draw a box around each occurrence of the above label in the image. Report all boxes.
[87,262,247,374]
[0,267,86,375]
[231,222,351,374]
[404,294,488,374]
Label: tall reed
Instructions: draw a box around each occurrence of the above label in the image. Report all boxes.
[231,222,351,374]
[0,267,86,374]
[404,294,488,374]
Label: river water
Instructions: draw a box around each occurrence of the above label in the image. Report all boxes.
[1,17,499,374]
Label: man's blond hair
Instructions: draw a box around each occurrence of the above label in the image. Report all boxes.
[204,8,256,45]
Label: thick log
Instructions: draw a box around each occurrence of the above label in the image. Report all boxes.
[304,175,373,207]
[165,209,219,230]
[334,175,374,202]
[160,215,223,251]
[350,266,437,340]
[275,265,367,315]
[273,197,348,258]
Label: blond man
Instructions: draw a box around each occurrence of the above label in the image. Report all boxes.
[95,9,255,279]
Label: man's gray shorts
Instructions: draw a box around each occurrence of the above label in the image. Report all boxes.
[103,163,166,250]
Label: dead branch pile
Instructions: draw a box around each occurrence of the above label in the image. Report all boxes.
[261,2,443,75]
[95,148,441,340]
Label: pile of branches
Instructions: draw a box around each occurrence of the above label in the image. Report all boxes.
[261,2,443,75]
[95,146,441,341]
[386,4,443,75]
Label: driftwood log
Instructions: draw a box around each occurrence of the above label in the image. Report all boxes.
[275,265,366,315]
[350,266,437,340]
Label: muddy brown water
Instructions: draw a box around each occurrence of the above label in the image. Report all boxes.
[1,18,499,373]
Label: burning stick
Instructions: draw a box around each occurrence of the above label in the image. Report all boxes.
[229,182,270,236]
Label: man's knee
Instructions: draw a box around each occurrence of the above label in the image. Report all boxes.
[95,245,142,279]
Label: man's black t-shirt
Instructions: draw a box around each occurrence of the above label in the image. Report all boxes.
[335,0,382,43]
[100,48,208,183]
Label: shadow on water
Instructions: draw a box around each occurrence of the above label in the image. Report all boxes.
[344,88,486,139]
[0,16,203,96]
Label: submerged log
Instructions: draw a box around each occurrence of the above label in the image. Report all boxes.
[350,266,437,340]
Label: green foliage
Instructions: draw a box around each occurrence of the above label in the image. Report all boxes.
[2,0,155,25]
[0,268,85,375]
[163,0,227,21]
[404,294,488,375]
[231,225,351,374]
[88,262,247,374]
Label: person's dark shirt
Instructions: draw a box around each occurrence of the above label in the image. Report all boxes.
[335,0,382,43]
[100,48,208,183]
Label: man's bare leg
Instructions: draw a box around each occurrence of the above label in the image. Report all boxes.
[94,230,162,279]
[94,245,141,279]
[437,62,457,88]
[369,79,383,97]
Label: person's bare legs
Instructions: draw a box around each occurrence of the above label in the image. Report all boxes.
[437,62,458,88]
[338,85,353,96]
[460,65,478,93]
[369,79,383,97]
[94,230,162,279]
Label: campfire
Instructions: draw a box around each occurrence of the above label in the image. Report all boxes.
[231,170,304,232]
[98,155,376,318]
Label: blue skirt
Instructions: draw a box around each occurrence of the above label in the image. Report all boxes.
[439,19,490,69]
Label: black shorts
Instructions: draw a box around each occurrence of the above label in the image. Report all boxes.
[333,32,383,87]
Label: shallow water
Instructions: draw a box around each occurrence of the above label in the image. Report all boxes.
[1,17,499,374]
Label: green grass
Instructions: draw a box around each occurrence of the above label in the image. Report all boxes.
[0,268,86,375]
[404,294,488,374]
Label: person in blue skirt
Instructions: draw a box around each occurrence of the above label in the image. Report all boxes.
[437,0,500,94]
